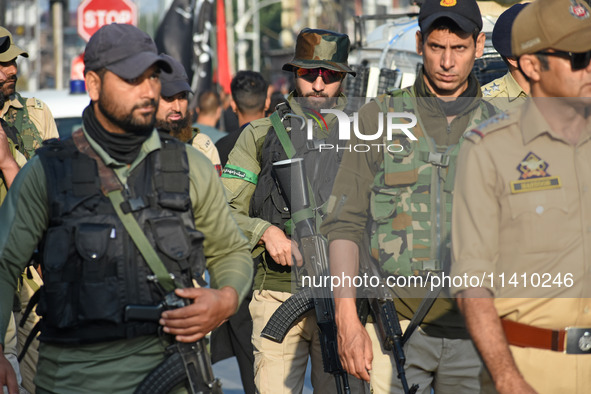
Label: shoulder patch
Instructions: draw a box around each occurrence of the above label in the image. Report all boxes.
[26,97,44,110]
[463,111,515,143]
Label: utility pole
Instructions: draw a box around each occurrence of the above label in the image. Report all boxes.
[50,0,64,89]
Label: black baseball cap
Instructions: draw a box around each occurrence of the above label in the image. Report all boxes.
[159,54,192,97]
[84,24,172,80]
[419,0,483,34]
[492,3,527,58]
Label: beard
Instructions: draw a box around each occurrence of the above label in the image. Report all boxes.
[155,112,191,135]
[0,90,5,109]
[98,93,156,135]
[296,89,341,111]
[0,75,17,97]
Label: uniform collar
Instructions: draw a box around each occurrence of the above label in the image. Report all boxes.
[0,93,24,117]
[83,125,162,171]
[519,99,591,145]
[504,73,528,102]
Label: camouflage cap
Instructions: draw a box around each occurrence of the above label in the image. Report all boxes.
[282,28,356,76]
[0,26,29,62]
[512,0,591,56]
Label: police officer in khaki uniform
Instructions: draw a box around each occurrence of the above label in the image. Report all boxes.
[481,4,530,111]
[0,27,59,158]
[452,0,591,392]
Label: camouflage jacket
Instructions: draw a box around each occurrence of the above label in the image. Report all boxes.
[320,79,498,338]
[1,93,59,158]
[370,87,497,276]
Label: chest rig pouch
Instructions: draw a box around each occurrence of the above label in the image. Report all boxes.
[35,131,205,344]
[369,92,461,277]
[249,104,345,272]
[4,93,44,158]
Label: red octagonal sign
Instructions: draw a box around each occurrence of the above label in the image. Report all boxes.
[77,0,138,42]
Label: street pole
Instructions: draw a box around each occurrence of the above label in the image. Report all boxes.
[51,0,64,90]
[225,0,236,75]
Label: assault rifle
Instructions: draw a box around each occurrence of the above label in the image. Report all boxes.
[125,292,223,394]
[360,253,419,394]
[260,158,350,394]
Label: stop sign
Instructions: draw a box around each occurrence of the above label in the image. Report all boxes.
[77,0,138,42]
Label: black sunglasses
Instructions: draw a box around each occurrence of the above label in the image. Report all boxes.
[295,68,345,84]
[537,50,591,71]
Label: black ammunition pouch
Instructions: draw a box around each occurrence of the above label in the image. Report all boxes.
[35,134,205,344]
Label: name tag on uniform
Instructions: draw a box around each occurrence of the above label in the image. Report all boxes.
[510,152,562,194]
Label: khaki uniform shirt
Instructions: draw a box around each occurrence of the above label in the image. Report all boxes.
[451,100,591,330]
[1,93,59,145]
[0,138,26,205]
[191,128,221,167]
[481,72,528,112]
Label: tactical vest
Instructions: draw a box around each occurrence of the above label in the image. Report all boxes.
[35,133,205,344]
[249,103,345,267]
[3,93,44,158]
[370,90,497,276]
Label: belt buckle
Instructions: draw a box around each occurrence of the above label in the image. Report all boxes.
[565,327,591,354]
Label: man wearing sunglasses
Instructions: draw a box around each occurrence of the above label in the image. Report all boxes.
[222,28,361,393]
[321,0,500,392]
[452,0,591,392]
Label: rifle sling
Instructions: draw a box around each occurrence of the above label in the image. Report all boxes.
[72,129,179,293]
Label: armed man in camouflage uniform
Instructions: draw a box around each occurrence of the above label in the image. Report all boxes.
[0,27,58,159]
[321,0,498,392]
[222,28,360,393]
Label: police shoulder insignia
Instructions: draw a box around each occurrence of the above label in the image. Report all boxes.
[27,98,44,110]
[464,112,510,143]
[510,152,561,194]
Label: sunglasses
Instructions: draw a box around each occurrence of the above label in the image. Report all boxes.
[537,50,591,71]
[295,68,345,84]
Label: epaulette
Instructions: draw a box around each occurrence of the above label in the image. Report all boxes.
[26,97,44,110]
[464,110,516,143]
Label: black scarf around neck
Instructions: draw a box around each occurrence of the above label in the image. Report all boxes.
[416,67,481,116]
[82,104,152,164]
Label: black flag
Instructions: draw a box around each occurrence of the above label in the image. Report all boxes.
[155,0,214,102]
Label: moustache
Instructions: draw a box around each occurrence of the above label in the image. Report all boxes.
[132,99,157,111]
[305,92,329,98]
[0,75,17,87]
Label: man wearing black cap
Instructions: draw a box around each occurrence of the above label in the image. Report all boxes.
[155,54,221,172]
[481,3,530,110]
[222,28,359,393]
[321,0,498,392]
[0,23,253,394]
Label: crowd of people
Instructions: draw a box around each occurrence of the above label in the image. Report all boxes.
[1,0,591,393]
